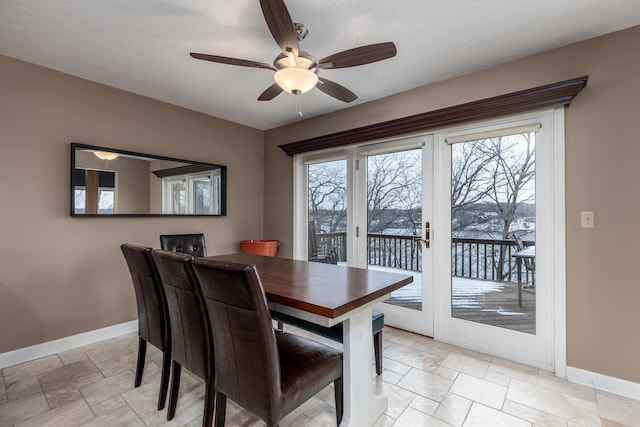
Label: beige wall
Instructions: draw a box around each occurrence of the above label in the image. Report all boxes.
[112,158,150,214]
[0,54,264,353]
[264,25,640,383]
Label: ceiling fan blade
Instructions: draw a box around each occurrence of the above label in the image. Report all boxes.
[316,77,357,103]
[190,53,276,71]
[258,83,284,101]
[318,42,397,69]
[259,0,299,56]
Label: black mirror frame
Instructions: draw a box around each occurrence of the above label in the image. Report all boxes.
[70,142,227,217]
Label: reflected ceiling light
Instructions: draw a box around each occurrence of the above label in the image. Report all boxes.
[94,151,119,160]
[273,51,318,95]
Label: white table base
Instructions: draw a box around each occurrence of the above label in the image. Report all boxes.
[341,307,387,426]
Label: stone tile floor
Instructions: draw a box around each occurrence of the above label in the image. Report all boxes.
[1,325,639,426]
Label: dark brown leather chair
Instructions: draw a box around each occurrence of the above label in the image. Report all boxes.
[271,309,384,375]
[160,233,207,257]
[301,222,384,375]
[151,250,215,425]
[192,258,344,427]
[120,244,171,410]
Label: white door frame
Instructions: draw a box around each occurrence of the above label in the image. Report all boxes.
[292,109,567,374]
[292,150,354,262]
[432,108,566,372]
[355,136,434,337]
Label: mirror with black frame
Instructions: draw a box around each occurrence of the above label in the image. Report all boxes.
[71,143,227,216]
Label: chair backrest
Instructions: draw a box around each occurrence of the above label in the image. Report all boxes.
[307,222,338,264]
[308,221,323,259]
[511,233,534,269]
[120,243,169,351]
[160,234,207,257]
[151,249,213,380]
[191,258,281,422]
[512,233,525,251]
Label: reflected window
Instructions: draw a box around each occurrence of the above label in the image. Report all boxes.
[73,169,116,214]
[162,171,219,215]
[74,188,115,215]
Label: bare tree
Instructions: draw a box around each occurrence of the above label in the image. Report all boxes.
[485,133,535,239]
[451,141,494,232]
[487,133,535,280]
[308,161,347,233]
[367,151,421,233]
[451,133,535,236]
[450,132,536,281]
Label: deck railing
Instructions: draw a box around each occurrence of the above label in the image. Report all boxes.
[367,233,422,271]
[452,237,518,282]
[314,232,534,283]
[315,232,347,262]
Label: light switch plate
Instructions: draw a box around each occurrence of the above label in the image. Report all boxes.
[581,211,595,228]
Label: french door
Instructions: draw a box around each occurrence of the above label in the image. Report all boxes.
[355,138,433,336]
[294,109,564,370]
[295,137,434,336]
[433,110,561,370]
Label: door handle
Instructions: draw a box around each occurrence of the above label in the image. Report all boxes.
[422,221,430,248]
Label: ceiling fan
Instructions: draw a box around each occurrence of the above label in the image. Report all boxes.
[190,0,397,103]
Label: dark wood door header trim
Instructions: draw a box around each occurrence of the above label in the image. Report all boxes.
[151,164,214,178]
[279,76,588,156]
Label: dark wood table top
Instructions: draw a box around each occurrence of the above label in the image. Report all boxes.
[205,253,414,319]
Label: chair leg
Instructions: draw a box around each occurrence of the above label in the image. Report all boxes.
[373,331,383,375]
[167,360,181,420]
[135,337,147,387]
[532,269,535,286]
[157,350,171,410]
[203,381,216,427]
[214,392,227,427]
[334,376,343,426]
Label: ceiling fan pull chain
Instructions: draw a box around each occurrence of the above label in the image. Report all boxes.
[297,95,303,117]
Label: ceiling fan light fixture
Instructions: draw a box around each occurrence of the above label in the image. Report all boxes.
[274,67,318,95]
[94,151,119,161]
[189,7,395,104]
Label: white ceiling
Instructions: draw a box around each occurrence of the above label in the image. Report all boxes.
[1,1,639,130]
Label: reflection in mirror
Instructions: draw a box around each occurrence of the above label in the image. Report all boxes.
[71,143,227,216]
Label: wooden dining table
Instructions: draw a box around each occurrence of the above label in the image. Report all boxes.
[206,253,414,427]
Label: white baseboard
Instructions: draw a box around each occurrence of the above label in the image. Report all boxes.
[0,320,138,369]
[566,366,640,400]
[3,321,639,403]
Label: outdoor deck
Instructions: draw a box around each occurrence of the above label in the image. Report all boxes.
[324,233,536,334]
[376,268,536,334]
[450,277,536,334]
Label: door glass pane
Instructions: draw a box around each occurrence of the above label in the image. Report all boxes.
[97,189,115,214]
[74,185,115,214]
[171,181,187,214]
[450,132,536,334]
[367,149,423,311]
[307,160,347,265]
[192,177,212,214]
[74,188,86,214]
